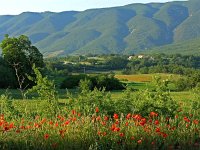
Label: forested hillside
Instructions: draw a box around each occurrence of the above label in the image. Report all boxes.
[0,0,200,56]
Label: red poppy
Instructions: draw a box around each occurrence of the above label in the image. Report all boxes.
[131,136,135,140]
[193,119,199,125]
[101,121,106,126]
[126,113,131,119]
[119,133,124,137]
[72,110,76,115]
[140,118,146,126]
[113,113,119,120]
[104,116,109,121]
[184,117,190,123]
[150,112,158,117]
[95,107,99,113]
[133,114,142,120]
[9,123,14,129]
[102,132,107,136]
[64,120,70,125]
[137,139,142,144]
[155,127,160,133]
[96,116,101,121]
[154,120,159,125]
[44,134,49,139]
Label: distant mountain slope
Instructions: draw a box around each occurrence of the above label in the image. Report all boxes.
[0,0,200,56]
[147,37,200,55]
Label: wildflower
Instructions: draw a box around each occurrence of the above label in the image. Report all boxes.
[133,114,142,120]
[137,139,142,144]
[95,107,99,113]
[193,119,199,125]
[9,122,14,129]
[114,127,120,132]
[113,113,119,120]
[96,116,101,121]
[72,117,77,122]
[184,117,190,123]
[16,129,20,133]
[78,113,81,117]
[104,116,109,121]
[111,124,120,132]
[140,118,146,126]
[161,132,168,138]
[119,133,124,137]
[57,115,62,119]
[49,121,53,125]
[150,112,158,117]
[4,126,9,131]
[55,122,59,127]
[59,130,65,137]
[126,113,131,119]
[40,118,46,124]
[155,127,160,133]
[97,131,101,135]
[115,120,119,124]
[64,120,70,125]
[72,110,76,115]
[148,119,152,123]
[44,134,49,140]
[26,125,31,129]
[102,132,107,136]
[34,123,40,128]
[154,120,159,125]
[101,121,106,126]
[20,126,26,129]
[130,136,135,140]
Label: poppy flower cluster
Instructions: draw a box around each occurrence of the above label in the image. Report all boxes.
[0,109,199,149]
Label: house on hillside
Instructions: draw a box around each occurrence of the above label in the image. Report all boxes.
[137,54,145,59]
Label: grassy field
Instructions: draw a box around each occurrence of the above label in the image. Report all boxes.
[0,73,199,149]
[115,73,181,82]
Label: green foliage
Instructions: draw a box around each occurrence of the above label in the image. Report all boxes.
[0,35,44,91]
[61,74,125,91]
[1,35,43,69]
[26,65,58,103]
[69,87,113,115]
[0,94,19,118]
[126,54,200,76]
[60,74,88,89]
[175,71,200,91]
[0,58,17,88]
[131,76,178,116]
[191,83,200,114]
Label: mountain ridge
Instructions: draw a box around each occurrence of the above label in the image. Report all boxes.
[0,0,200,56]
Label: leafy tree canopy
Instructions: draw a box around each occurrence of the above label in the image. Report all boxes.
[0,35,44,91]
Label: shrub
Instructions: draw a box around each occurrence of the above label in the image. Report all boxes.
[60,74,125,91]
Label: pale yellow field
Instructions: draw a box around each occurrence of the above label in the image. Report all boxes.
[115,73,181,82]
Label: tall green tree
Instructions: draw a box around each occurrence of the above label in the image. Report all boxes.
[0,35,44,98]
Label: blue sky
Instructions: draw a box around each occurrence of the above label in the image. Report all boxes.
[0,0,186,15]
